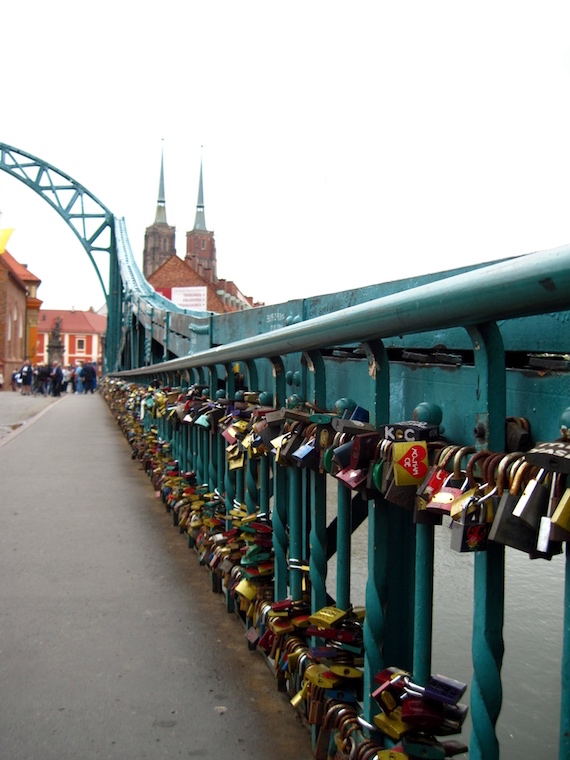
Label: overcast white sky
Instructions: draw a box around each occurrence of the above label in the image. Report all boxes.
[2,1,570,311]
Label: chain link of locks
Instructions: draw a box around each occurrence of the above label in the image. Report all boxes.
[101,378,570,758]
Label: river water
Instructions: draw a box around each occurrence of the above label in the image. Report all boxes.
[325,495,565,759]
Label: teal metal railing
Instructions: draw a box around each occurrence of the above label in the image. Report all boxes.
[109,245,570,760]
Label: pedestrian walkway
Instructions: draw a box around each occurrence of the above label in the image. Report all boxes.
[0,393,312,760]
[0,390,57,440]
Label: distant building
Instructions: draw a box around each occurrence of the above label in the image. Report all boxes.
[143,150,262,312]
[36,308,107,370]
[0,250,42,383]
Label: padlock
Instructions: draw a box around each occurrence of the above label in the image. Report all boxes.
[323,688,359,703]
[536,472,565,553]
[438,701,469,734]
[373,706,413,740]
[371,667,408,714]
[383,444,421,508]
[384,480,417,509]
[422,446,474,515]
[512,467,549,530]
[423,673,467,705]
[425,472,468,515]
[381,420,440,442]
[488,462,540,553]
[308,606,348,628]
[400,696,444,730]
[304,664,341,689]
[328,664,363,680]
[376,747,410,760]
[506,416,531,452]
[305,626,357,643]
[289,678,309,708]
[332,439,355,470]
[440,739,470,757]
[335,466,369,491]
[525,440,570,474]
[524,482,563,561]
[405,673,466,706]
[450,493,490,553]
[376,751,409,760]
[332,416,376,435]
[291,436,319,469]
[279,420,308,463]
[401,734,447,760]
[392,440,429,486]
[350,431,383,469]
[551,484,570,537]
[307,684,326,725]
[414,445,460,524]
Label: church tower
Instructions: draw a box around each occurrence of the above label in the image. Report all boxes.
[143,146,176,278]
[185,160,217,282]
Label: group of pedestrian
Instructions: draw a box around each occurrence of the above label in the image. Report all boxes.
[9,360,98,396]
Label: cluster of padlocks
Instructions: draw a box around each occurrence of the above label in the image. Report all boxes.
[104,378,570,560]
[102,377,570,759]
[115,379,570,560]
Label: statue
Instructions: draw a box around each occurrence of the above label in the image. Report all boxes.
[50,317,62,343]
[47,316,65,366]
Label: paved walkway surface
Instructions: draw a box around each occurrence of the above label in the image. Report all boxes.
[0,392,312,760]
[0,389,59,440]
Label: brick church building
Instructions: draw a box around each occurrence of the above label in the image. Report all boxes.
[143,151,261,313]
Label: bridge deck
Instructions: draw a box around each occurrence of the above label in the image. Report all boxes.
[0,392,312,760]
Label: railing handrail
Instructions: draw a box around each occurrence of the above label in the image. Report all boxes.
[112,244,570,376]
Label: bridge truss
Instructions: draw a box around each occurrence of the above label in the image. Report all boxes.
[0,142,201,371]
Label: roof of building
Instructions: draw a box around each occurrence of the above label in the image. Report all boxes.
[147,255,231,312]
[38,308,107,334]
[1,249,41,289]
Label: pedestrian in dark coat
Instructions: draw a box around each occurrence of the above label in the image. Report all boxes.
[50,361,64,397]
[82,362,96,394]
[20,360,33,395]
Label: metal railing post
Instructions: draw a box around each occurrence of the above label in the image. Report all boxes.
[468,323,506,760]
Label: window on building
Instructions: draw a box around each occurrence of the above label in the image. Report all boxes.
[77,338,85,353]
[201,239,206,250]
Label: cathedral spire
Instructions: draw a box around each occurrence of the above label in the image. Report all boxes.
[154,143,167,225]
[193,158,207,231]
[143,142,176,279]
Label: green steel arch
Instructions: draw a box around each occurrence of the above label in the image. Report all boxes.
[0,142,122,371]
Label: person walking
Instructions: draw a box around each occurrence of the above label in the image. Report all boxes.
[62,366,71,393]
[50,361,64,397]
[20,360,33,396]
[74,363,83,394]
[36,364,50,395]
[81,362,96,394]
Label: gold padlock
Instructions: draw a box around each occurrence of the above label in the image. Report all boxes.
[307,606,347,628]
[373,707,413,741]
[329,664,363,679]
[304,664,340,689]
[552,487,570,532]
[289,680,309,708]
